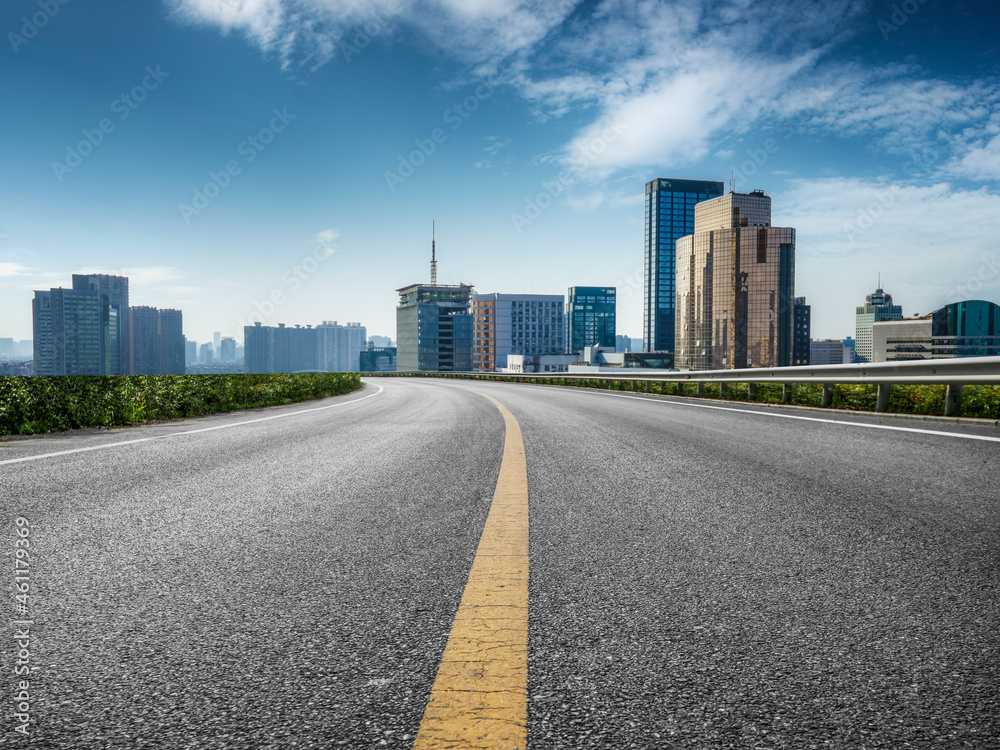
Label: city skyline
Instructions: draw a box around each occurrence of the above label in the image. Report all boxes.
[2,1,1000,345]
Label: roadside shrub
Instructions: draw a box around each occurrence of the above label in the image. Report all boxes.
[0,373,361,436]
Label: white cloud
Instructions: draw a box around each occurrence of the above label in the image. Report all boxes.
[169,0,578,71]
[0,262,30,277]
[776,177,1000,336]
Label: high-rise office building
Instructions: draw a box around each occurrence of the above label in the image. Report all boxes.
[471,293,564,372]
[396,230,473,372]
[793,297,811,366]
[32,288,102,375]
[184,338,197,368]
[220,337,236,362]
[675,190,795,370]
[855,286,902,363]
[72,274,129,375]
[644,178,725,354]
[566,286,616,353]
[213,331,221,357]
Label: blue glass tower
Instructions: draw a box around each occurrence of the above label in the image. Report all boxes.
[643,178,724,353]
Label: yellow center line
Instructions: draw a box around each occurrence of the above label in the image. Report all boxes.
[414,392,529,750]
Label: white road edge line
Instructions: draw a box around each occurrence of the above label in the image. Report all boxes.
[469,381,1000,444]
[0,384,385,466]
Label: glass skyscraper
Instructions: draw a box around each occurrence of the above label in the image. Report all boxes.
[644,178,724,354]
[566,286,616,352]
[675,190,795,370]
[396,284,474,372]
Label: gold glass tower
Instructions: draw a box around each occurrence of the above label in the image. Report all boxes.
[675,191,795,370]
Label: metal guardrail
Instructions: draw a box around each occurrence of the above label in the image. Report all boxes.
[367,356,1000,417]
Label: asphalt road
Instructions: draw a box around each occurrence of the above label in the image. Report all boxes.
[1,377,997,748]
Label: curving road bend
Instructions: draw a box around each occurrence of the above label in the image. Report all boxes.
[1,377,997,748]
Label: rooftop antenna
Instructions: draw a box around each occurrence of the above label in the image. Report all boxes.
[730,169,735,193]
[877,271,881,290]
[430,221,437,285]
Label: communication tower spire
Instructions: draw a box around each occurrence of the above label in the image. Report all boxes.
[430,221,438,285]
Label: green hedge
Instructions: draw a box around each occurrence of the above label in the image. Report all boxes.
[0,373,362,436]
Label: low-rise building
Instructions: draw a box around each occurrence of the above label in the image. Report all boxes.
[873,300,1000,361]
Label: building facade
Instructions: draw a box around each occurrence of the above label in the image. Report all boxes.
[855,286,902,363]
[872,300,1000,361]
[793,297,811,366]
[644,178,725,354]
[471,293,564,372]
[359,346,397,372]
[317,321,367,372]
[675,190,795,370]
[810,339,850,365]
[244,321,366,373]
[396,284,473,371]
[32,288,102,375]
[72,274,129,375]
[566,286,616,353]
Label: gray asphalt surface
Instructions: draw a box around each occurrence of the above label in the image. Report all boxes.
[1,378,998,748]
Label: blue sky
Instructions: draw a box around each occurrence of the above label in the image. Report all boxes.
[2,0,999,346]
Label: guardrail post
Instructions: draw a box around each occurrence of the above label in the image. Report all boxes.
[748,383,757,400]
[720,382,728,397]
[782,383,792,404]
[944,384,964,416]
[876,383,891,412]
[822,384,833,407]
[677,383,685,397]
[645,381,651,393]
[697,383,705,396]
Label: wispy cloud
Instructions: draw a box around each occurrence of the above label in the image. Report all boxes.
[0,263,30,278]
[168,0,1000,186]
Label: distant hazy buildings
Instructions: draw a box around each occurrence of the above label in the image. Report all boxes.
[369,335,392,348]
[0,339,33,359]
[220,336,236,362]
[615,334,642,353]
[810,339,852,365]
[127,306,184,375]
[675,190,795,370]
[855,286,902,363]
[244,321,366,373]
[644,178,725,354]
[566,286,616,353]
[872,300,1000,361]
[472,293,564,372]
[793,297,811,366]
[318,321,367,372]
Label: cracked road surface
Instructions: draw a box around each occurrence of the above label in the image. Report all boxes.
[1,377,998,748]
